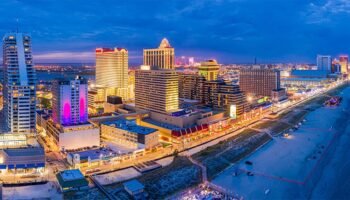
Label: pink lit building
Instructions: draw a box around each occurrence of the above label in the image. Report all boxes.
[52,76,88,125]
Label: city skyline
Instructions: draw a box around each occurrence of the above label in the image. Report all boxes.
[0,1,350,64]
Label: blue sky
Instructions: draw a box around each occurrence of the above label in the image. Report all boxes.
[1,0,350,65]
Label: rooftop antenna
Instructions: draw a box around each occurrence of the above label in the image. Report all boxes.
[16,18,19,33]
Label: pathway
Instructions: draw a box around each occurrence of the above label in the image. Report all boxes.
[89,175,116,200]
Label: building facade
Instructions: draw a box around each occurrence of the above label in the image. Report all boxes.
[101,120,159,149]
[204,81,249,117]
[178,73,206,103]
[95,48,129,100]
[143,38,175,70]
[339,55,348,73]
[317,55,331,72]
[135,69,179,114]
[198,59,220,81]
[52,76,88,125]
[239,68,281,97]
[3,33,37,134]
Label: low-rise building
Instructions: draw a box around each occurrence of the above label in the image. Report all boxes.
[56,169,89,192]
[271,88,287,103]
[45,121,100,151]
[0,134,45,173]
[101,120,159,149]
[123,179,145,199]
[0,147,45,173]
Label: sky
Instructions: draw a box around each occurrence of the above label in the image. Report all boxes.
[0,0,350,65]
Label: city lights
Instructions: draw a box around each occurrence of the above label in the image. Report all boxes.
[0,2,349,199]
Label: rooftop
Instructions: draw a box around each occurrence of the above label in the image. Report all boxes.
[2,147,44,157]
[56,169,88,189]
[60,169,84,181]
[102,119,157,135]
[68,148,115,160]
[290,70,328,78]
[142,118,182,131]
[123,179,145,192]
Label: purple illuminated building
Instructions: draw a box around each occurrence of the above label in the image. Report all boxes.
[52,76,88,125]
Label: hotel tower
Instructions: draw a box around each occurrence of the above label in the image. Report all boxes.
[198,59,220,81]
[52,76,88,125]
[143,38,175,70]
[95,48,129,100]
[3,33,37,134]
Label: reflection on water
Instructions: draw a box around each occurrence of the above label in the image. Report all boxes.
[36,71,95,81]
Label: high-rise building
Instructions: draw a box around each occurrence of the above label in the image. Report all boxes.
[143,38,175,70]
[3,33,36,134]
[178,73,205,103]
[189,57,195,66]
[52,76,88,125]
[95,48,129,100]
[239,68,281,97]
[198,59,220,81]
[317,55,331,72]
[135,69,179,114]
[204,81,249,117]
[339,55,348,73]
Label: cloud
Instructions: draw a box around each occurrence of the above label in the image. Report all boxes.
[33,51,142,63]
[305,0,350,24]
[0,0,349,64]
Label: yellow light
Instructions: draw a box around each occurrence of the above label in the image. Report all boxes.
[247,96,253,102]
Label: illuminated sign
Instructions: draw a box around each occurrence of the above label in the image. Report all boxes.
[257,96,269,104]
[230,105,237,119]
[140,65,151,70]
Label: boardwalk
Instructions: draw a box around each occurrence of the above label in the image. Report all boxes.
[89,175,115,200]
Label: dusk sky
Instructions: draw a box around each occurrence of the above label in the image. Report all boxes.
[1,0,350,65]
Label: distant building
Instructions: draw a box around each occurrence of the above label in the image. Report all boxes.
[95,47,129,100]
[317,55,331,72]
[339,55,348,73]
[101,119,159,149]
[143,38,175,70]
[239,68,281,97]
[135,69,179,114]
[56,169,89,192]
[189,57,195,66]
[198,59,220,81]
[281,70,331,89]
[3,33,37,134]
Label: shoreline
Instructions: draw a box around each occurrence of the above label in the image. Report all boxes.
[211,85,350,199]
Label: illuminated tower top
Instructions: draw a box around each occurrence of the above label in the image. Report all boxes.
[159,38,172,48]
[198,59,220,81]
[143,38,175,70]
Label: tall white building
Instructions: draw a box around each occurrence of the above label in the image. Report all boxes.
[317,55,331,72]
[52,76,88,126]
[3,33,36,134]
